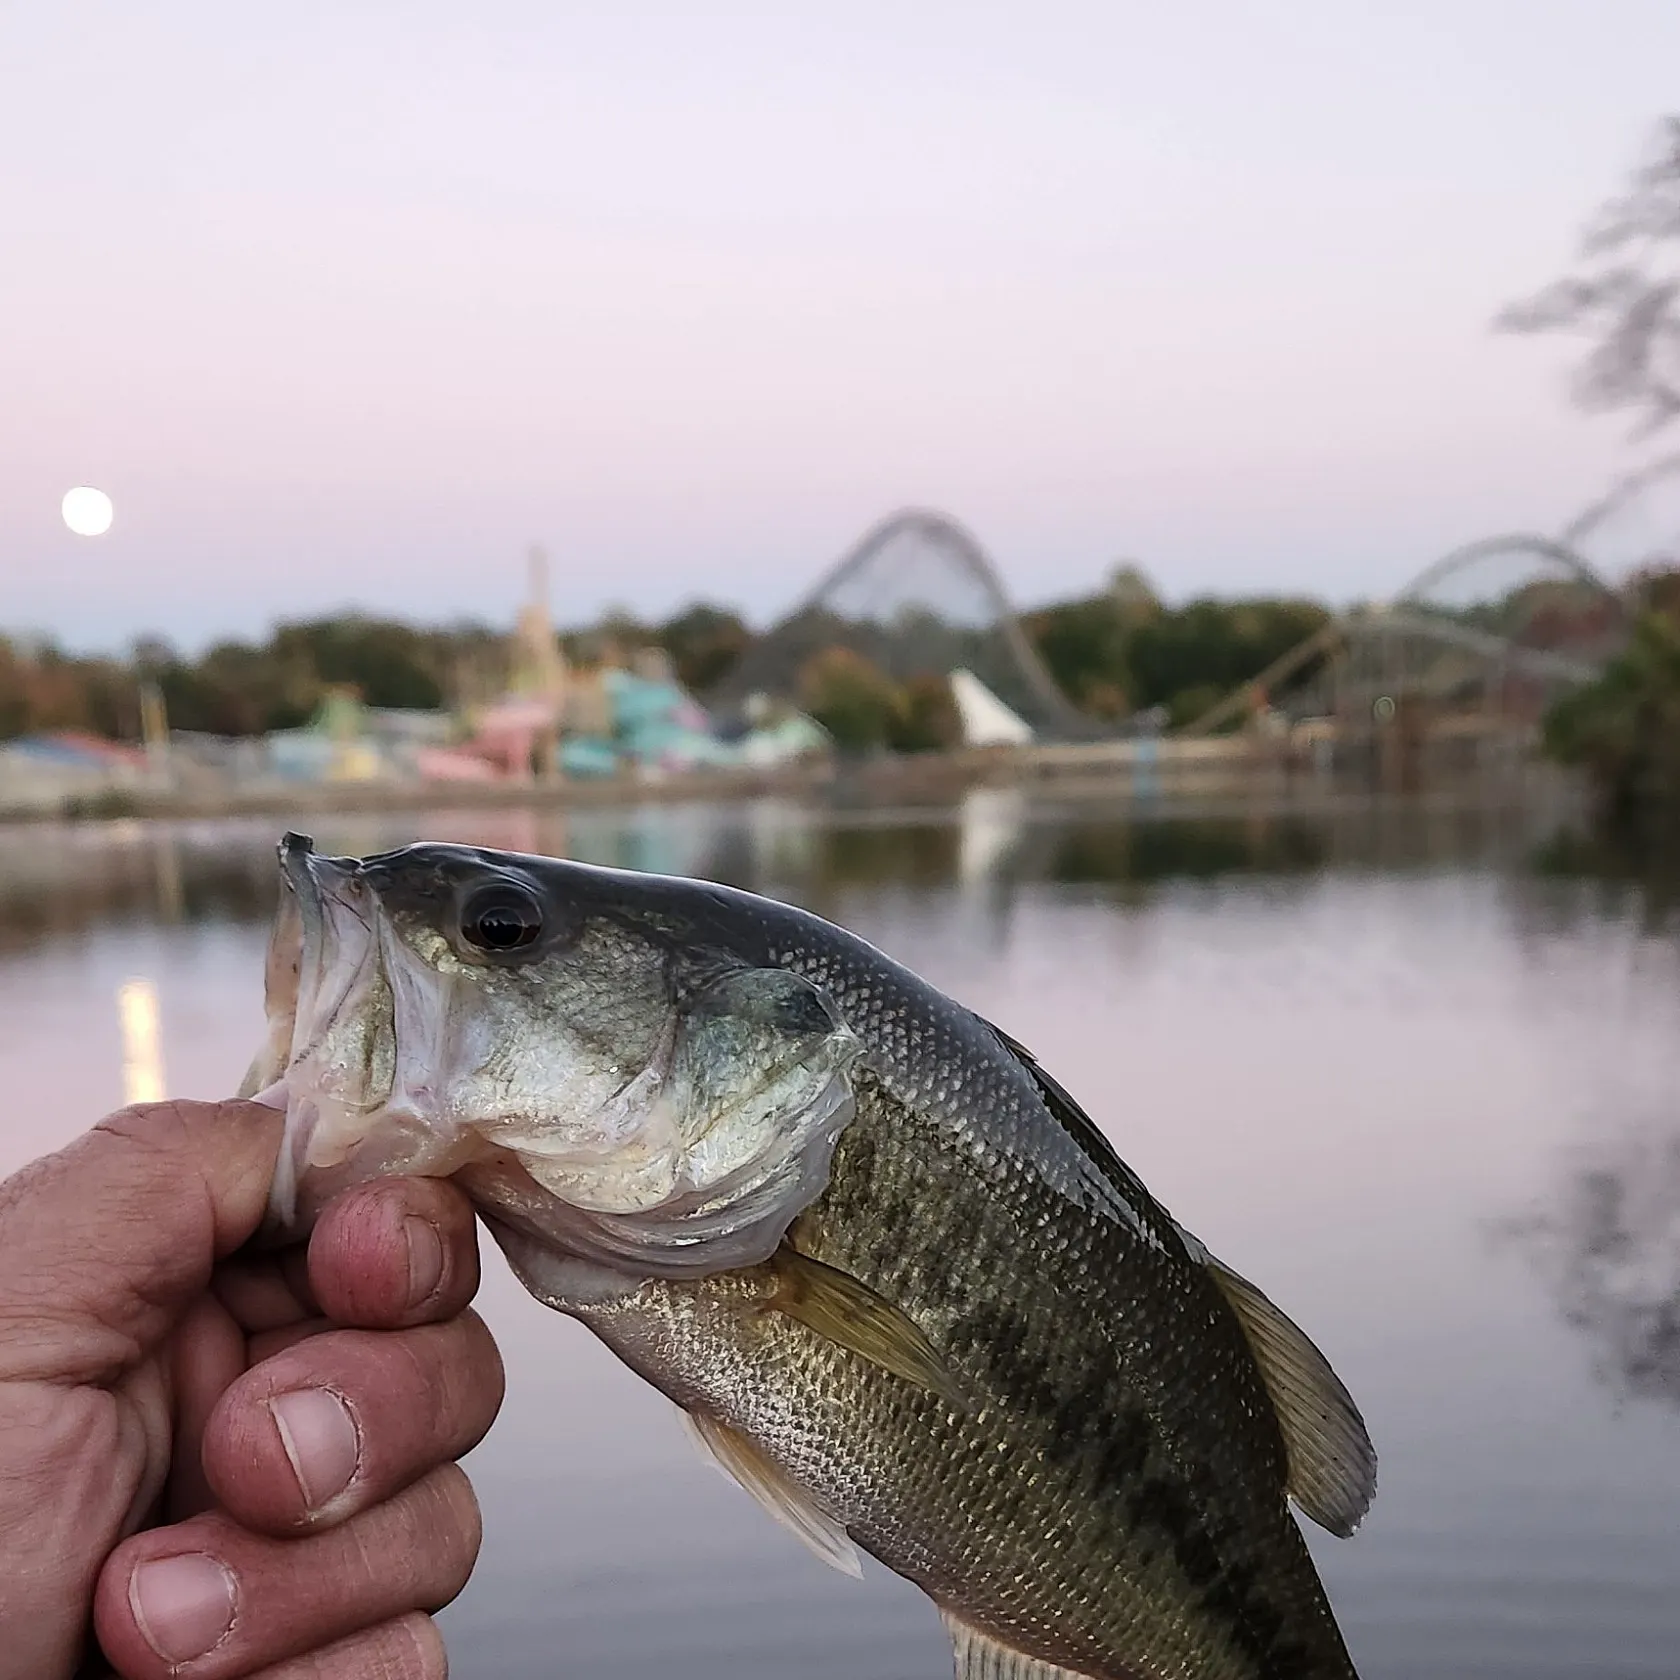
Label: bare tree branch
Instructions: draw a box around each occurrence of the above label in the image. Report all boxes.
[1499,117,1680,439]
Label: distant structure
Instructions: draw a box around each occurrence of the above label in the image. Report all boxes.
[467,546,570,781]
[951,669,1034,747]
[711,509,1089,738]
[1107,562,1158,621]
[1180,530,1630,756]
[510,546,569,707]
[389,545,836,785]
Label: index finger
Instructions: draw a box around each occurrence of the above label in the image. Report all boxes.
[0,1101,281,1385]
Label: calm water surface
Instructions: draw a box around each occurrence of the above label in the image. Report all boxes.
[1,794,1676,1679]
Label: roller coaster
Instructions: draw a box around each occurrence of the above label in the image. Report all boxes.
[1179,449,1680,739]
[717,454,1679,745]
[710,507,1090,737]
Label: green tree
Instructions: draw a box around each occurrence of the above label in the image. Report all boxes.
[1544,570,1680,813]
[889,673,962,752]
[270,617,446,710]
[1023,589,1330,727]
[657,603,752,693]
[1127,598,1330,716]
[0,638,134,741]
[1022,595,1132,719]
[157,639,313,735]
[798,647,905,751]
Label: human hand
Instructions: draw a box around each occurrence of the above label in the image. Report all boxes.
[0,1099,505,1679]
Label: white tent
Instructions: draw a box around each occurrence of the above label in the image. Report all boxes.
[949,669,1034,747]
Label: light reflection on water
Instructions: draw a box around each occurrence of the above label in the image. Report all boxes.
[1,795,1677,1679]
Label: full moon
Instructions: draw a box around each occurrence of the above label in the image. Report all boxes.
[62,485,115,537]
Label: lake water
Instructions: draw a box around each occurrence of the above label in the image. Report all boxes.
[1,792,1677,1679]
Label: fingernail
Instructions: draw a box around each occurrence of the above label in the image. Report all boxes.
[404,1214,445,1304]
[269,1387,360,1512]
[130,1553,236,1664]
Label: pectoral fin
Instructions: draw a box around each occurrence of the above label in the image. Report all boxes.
[942,1611,1102,1678]
[680,1407,862,1579]
[1205,1256,1377,1537]
[770,1247,964,1406]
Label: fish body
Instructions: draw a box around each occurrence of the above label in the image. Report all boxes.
[250,835,1374,1680]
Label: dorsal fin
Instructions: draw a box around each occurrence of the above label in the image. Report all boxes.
[982,1019,1189,1259]
[1205,1256,1377,1537]
[680,1407,862,1578]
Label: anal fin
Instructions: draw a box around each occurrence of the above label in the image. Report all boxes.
[1204,1254,1377,1538]
[770,1246,965,1407]
[942,1611,1104,1679]
[680,1407,862,1580]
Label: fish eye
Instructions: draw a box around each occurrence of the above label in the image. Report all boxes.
[460,883,546,954]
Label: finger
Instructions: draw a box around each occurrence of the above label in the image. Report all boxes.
[92,1464,479,1680]
[165,1296,246,1522]
[239,1614,446,1680]
[202,1315,503,1533]
[247,1319,333,1365]
[0,1100,282,1385]
[212,1246,319,1334]
[307,1176,480,1330]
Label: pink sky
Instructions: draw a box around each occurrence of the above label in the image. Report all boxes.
[3,1,1677,652]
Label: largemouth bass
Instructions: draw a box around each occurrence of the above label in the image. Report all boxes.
[245,833,1376,1680]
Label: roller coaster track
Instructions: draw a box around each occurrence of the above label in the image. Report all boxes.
[710,507,1088,734]
[724,474,1674,743]
[1180,530,1629,737]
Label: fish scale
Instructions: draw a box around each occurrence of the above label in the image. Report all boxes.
[576,1055,1353,1680]
[553,929,1359,1680]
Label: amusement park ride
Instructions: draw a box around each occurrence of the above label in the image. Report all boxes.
[728,500,1655,780]
[1173,453,1680,783]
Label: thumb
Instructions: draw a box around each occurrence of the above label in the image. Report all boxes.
[0,1100,283,1385]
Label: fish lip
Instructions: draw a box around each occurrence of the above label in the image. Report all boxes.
[283,839,373,1054]
[280,831,361,929]
[266,832,384,1232]
[279,830,320,906]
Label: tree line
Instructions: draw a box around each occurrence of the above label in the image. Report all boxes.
[0,582,1332,748]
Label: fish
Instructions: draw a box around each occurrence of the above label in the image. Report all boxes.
[244,831,1376,1680]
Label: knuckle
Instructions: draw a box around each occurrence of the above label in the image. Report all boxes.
[270,1613,448,1680]
[398,1315,503,1452]
[97,1099,197,1154]
[368,1613,450,1680]
[389,1322,453,1413]
[400,1463,482,1602]
[364,1613,449,1680]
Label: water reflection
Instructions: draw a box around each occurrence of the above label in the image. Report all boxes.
[1501,1128,1680,1408]
[0,822,276,952]
[1030,813,1326,888]
[1529,819,1680,933]
[0,793,1597,959]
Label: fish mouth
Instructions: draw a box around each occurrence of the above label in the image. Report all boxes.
[281,834,376,1070]
[250,833,398,1231]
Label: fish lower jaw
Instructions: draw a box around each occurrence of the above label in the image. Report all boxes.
[265,1083,494,1232]
[478,1213,652,1312]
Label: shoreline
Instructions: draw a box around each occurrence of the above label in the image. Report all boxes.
[0,744,1585,833]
